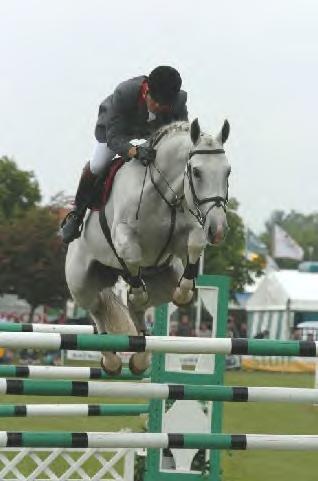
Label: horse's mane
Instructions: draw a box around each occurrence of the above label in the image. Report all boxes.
[150,121,190,147]
[150,120,216,148]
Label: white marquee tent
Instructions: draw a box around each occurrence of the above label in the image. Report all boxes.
[246,270,318,340]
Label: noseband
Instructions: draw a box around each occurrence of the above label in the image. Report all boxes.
[186,148,228,227]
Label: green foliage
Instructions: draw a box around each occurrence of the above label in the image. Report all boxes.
[262,210,318,268]
[0,207,68,316]
[204,198,263,295]
[134,454,145,481]
[0,156,41,221]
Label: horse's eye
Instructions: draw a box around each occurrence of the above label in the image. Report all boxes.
[192,167,201,179]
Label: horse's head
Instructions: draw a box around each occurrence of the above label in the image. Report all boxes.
[184,118,231,245]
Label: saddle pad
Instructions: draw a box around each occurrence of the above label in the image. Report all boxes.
[91,157,125,211]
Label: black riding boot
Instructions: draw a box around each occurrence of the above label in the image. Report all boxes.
[61,162,98,244]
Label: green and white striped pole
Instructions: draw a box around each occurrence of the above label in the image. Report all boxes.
[0,404,149,417]
[0,364,149,380]
[1,432,318,450]
[0,322,96,334]
[0,332,317,356]
[2,378,318,403]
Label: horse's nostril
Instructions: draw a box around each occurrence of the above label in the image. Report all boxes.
[208,224,224,245]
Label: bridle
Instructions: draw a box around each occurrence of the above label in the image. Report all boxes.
[185,148,228,227]
[139,138,229,265]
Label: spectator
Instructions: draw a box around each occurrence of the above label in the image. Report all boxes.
[306,332,314,342]
[0,347,13,363]
[145,312,154,331]
[227,316,240,338]
[200,322,212,338]
[169,324,178,336]
[254,329,269,339]
[57,312,66,324]
[190,328,196,337]
[291,327,302,340]
[239,321,248,338]
[177,314,192,337]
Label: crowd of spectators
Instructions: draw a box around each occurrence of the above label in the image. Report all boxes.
[166,312,249,339]
[0,308,249,365]
[227,315,247,338]
[0,310,69,365]
[168,313,213,338]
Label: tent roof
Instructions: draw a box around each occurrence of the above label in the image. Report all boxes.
[296,321,318,329]
[246,270,318,311]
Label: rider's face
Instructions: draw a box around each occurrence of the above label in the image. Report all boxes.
[146,94,171,114]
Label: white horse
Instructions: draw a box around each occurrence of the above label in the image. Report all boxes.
[65,119,231,375]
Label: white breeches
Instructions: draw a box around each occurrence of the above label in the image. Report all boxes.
[90,142,116,175]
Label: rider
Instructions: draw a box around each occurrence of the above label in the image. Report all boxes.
[61,65,188,244]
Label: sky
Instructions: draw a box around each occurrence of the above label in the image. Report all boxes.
[0,0,317,233]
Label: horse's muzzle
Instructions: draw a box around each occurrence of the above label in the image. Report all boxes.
[206,215,228,245]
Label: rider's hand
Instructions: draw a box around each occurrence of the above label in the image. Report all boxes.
[127,146,138,159]
[135,145,156,165]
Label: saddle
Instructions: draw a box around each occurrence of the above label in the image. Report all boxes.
[90,157,124,211]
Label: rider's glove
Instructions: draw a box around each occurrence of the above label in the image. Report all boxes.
[135,145,156,165]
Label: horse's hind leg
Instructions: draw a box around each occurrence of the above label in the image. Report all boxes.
[66,249,137,375]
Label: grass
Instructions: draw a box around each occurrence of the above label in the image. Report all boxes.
[0,369,318,480]
[222,370,318,481]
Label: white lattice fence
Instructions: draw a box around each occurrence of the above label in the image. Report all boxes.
[0,447,135,481]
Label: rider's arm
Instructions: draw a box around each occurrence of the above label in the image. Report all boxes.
[95,84,136,159]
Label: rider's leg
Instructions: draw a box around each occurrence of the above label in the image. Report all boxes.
[61,143,115,244]
[91,142,116,176]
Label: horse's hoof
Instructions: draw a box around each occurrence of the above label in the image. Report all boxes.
[172,297,193,307]
[172,287,194,306]
[100,356,122,377]
[129,353,151,375]
[128,289,149,307]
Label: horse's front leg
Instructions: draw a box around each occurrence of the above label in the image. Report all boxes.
[114,222,148,306]
[127,304,151,375]
[173,227,206,306]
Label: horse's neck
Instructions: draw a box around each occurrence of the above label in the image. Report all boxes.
[153,133,190,195]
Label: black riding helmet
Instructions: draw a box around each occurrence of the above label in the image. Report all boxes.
[148,66,182,105]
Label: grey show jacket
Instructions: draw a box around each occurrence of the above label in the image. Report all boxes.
[95,75,188,157]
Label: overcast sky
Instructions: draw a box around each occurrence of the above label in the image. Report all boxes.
[1,0,317,232]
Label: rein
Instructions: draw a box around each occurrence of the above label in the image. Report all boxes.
[147,162,184,266]
[143,141,229,261]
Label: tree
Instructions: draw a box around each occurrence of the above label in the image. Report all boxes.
[0,207,68,320]
[0,156,41,221]
[204,198,263,295]
[262,209,318,268]
[49,191,73,209]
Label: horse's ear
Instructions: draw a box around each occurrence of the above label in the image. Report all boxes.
[190,118,201,145]
[217,119,230,144]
